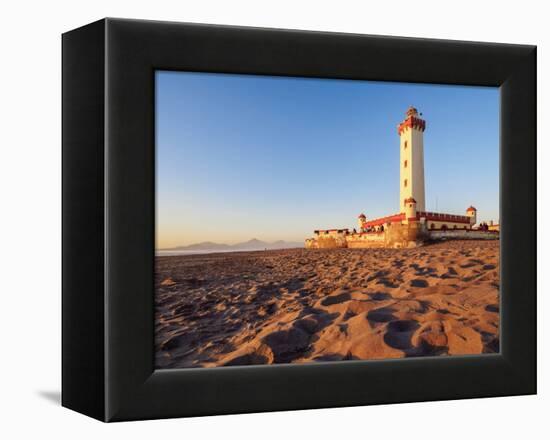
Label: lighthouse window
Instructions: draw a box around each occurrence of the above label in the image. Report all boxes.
[404,160,408,168]
[404,141,408,149]
[404,179,408,187]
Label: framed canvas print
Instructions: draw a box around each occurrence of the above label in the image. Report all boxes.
[62,18,536,422]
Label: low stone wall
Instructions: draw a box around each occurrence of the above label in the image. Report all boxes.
[306,234,348,249]
[305,223,498,250]
[428,230,498,241]
[347,233,385,248]
[305,222,426,249]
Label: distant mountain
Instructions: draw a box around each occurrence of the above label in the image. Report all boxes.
[162,238,303,252]
[169,241,231,251]
[269,240,304,249]
[233,238,267,250]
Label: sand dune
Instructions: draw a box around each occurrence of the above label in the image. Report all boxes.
[155,240,499,368]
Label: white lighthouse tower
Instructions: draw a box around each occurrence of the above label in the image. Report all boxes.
[398,106,426,212]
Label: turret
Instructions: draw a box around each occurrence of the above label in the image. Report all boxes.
[404,197,417,224]
[466,206,477,227]
[358,213,366,230]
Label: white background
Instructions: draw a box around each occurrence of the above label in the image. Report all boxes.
[0,0,546,437]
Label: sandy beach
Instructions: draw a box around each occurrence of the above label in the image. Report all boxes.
[155,240,499,368]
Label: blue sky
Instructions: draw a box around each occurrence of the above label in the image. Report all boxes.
[156,71,499,248]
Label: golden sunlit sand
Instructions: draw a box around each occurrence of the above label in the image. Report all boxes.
[155,240,499,368]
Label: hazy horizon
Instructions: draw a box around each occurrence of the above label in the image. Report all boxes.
[160,237,304,250]
[156,71,499,249]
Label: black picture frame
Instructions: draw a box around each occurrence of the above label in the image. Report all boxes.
[62,18,536,422]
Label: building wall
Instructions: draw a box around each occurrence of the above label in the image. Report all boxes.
[384,221,426,248]
[304,220,497,249]
[347,233,385,248]
[429,230,499,240]
[399,125,425,211]
[425,219,471,230]
[306,231,348,248]
[305,222,427,249]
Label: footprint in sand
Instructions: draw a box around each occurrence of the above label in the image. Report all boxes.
[367,307,397,324]
[261,327,311,363]
[321,292,351,306]
[383,320,420,351]
[376,278,400,288]
[369,292,392,301]
[410,278,429,288]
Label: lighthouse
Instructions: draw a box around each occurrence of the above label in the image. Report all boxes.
[398,106,426,212]
[306,104,493,249]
